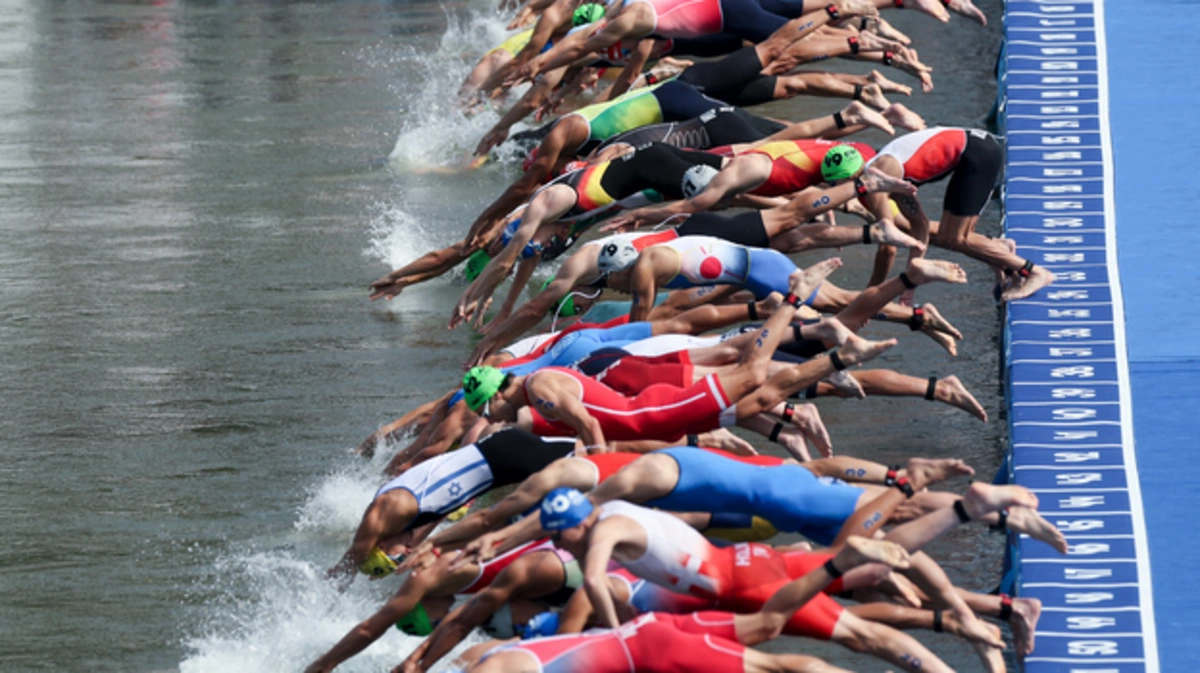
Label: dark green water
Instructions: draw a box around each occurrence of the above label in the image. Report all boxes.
[0,1,1005,671]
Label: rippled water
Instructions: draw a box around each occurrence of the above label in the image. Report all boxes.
[0,1,1005,671]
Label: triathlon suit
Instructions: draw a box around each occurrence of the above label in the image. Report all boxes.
[677,46,779,107]
[728,139,878,197]
[564,79,737,155]
[643,447,864,545]
[503,322,656,377]
[869,126,1004,216]
[608,555,846,636]
[447,316,633,408]
[626,0,797,43]
[373,429,579,531]
[455,538,585,638]
[500,332,559,359]
[596,107,786,155]
[481,611,748,673]
[551,143,726,246]
[525,366,735,441]
[596,501,847,638]
[488,29,534,57]
[652,235,815,301]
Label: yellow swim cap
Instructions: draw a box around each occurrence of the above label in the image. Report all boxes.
[359,547,399,577]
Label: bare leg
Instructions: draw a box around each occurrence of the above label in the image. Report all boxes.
[813,370,987,422]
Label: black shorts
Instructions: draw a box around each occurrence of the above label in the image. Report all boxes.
[943,131,1003,217]
[678,46,766,102]
[674,211,771,248]
[701,107,783,146]
[477,428,577,486]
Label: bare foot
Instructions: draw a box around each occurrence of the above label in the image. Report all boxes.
[863,18,911,45]
[835,333,898,368]
[947,0,987,25]
[808,316,854,347]
[858,82,892,111]
[841,197,877,222]
[906,258,966,285]
[838,0,880,17]
[1006,505,1068,554]
[923,328,959,357]
[861,167,917,198]
[772,425,813,462]
[1009,596,1041,659]
[971,640,1007,673]
[871,219,925,251]
[825,370,866,398]
[1001,264,1054,301]
[943,611,1005,648]
[841,101,894,135]
[918,303,964,340]
[876,570,922,606]
[789,257,843,299]
[954,608,1006,649]
[698,428,758,456]
[961,482,1040,518]
[934,375,987,422]
[866,68,912,95]
[789,403,832,457]
[758,292,784,317]
[905,456,975,489]
[883,103,926,131]
[890,50,934,92]
[836,535,912,571]
[857,30,910,55]
[906,0,950,23]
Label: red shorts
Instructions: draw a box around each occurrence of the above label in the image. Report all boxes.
[530,373,732,441]
[499,612,745,673]
[598,352,693,394]
[710,544,845,640]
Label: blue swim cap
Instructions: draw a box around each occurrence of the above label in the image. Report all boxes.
[540,487,593,531]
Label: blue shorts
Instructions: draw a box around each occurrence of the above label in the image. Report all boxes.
[645,447,863,545]
[744,247,811,301]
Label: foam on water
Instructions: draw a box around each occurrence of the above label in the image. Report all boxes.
[179,430,491,672]
[385,10,527,168]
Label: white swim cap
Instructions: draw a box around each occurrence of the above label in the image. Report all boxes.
[681,164,719,199]
[597,240,639,274]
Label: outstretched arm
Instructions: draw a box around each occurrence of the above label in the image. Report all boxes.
[465,250,598,367]
[524,14,642,83]
[627,257,659,323]
[582,519,625,628]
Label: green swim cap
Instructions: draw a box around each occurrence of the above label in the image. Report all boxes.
[396,602,434,636]
[540,279,577,318]
[464,249,492,282]
[573,3,606,26]
[821,145,864,182]
[463,366,508,412]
